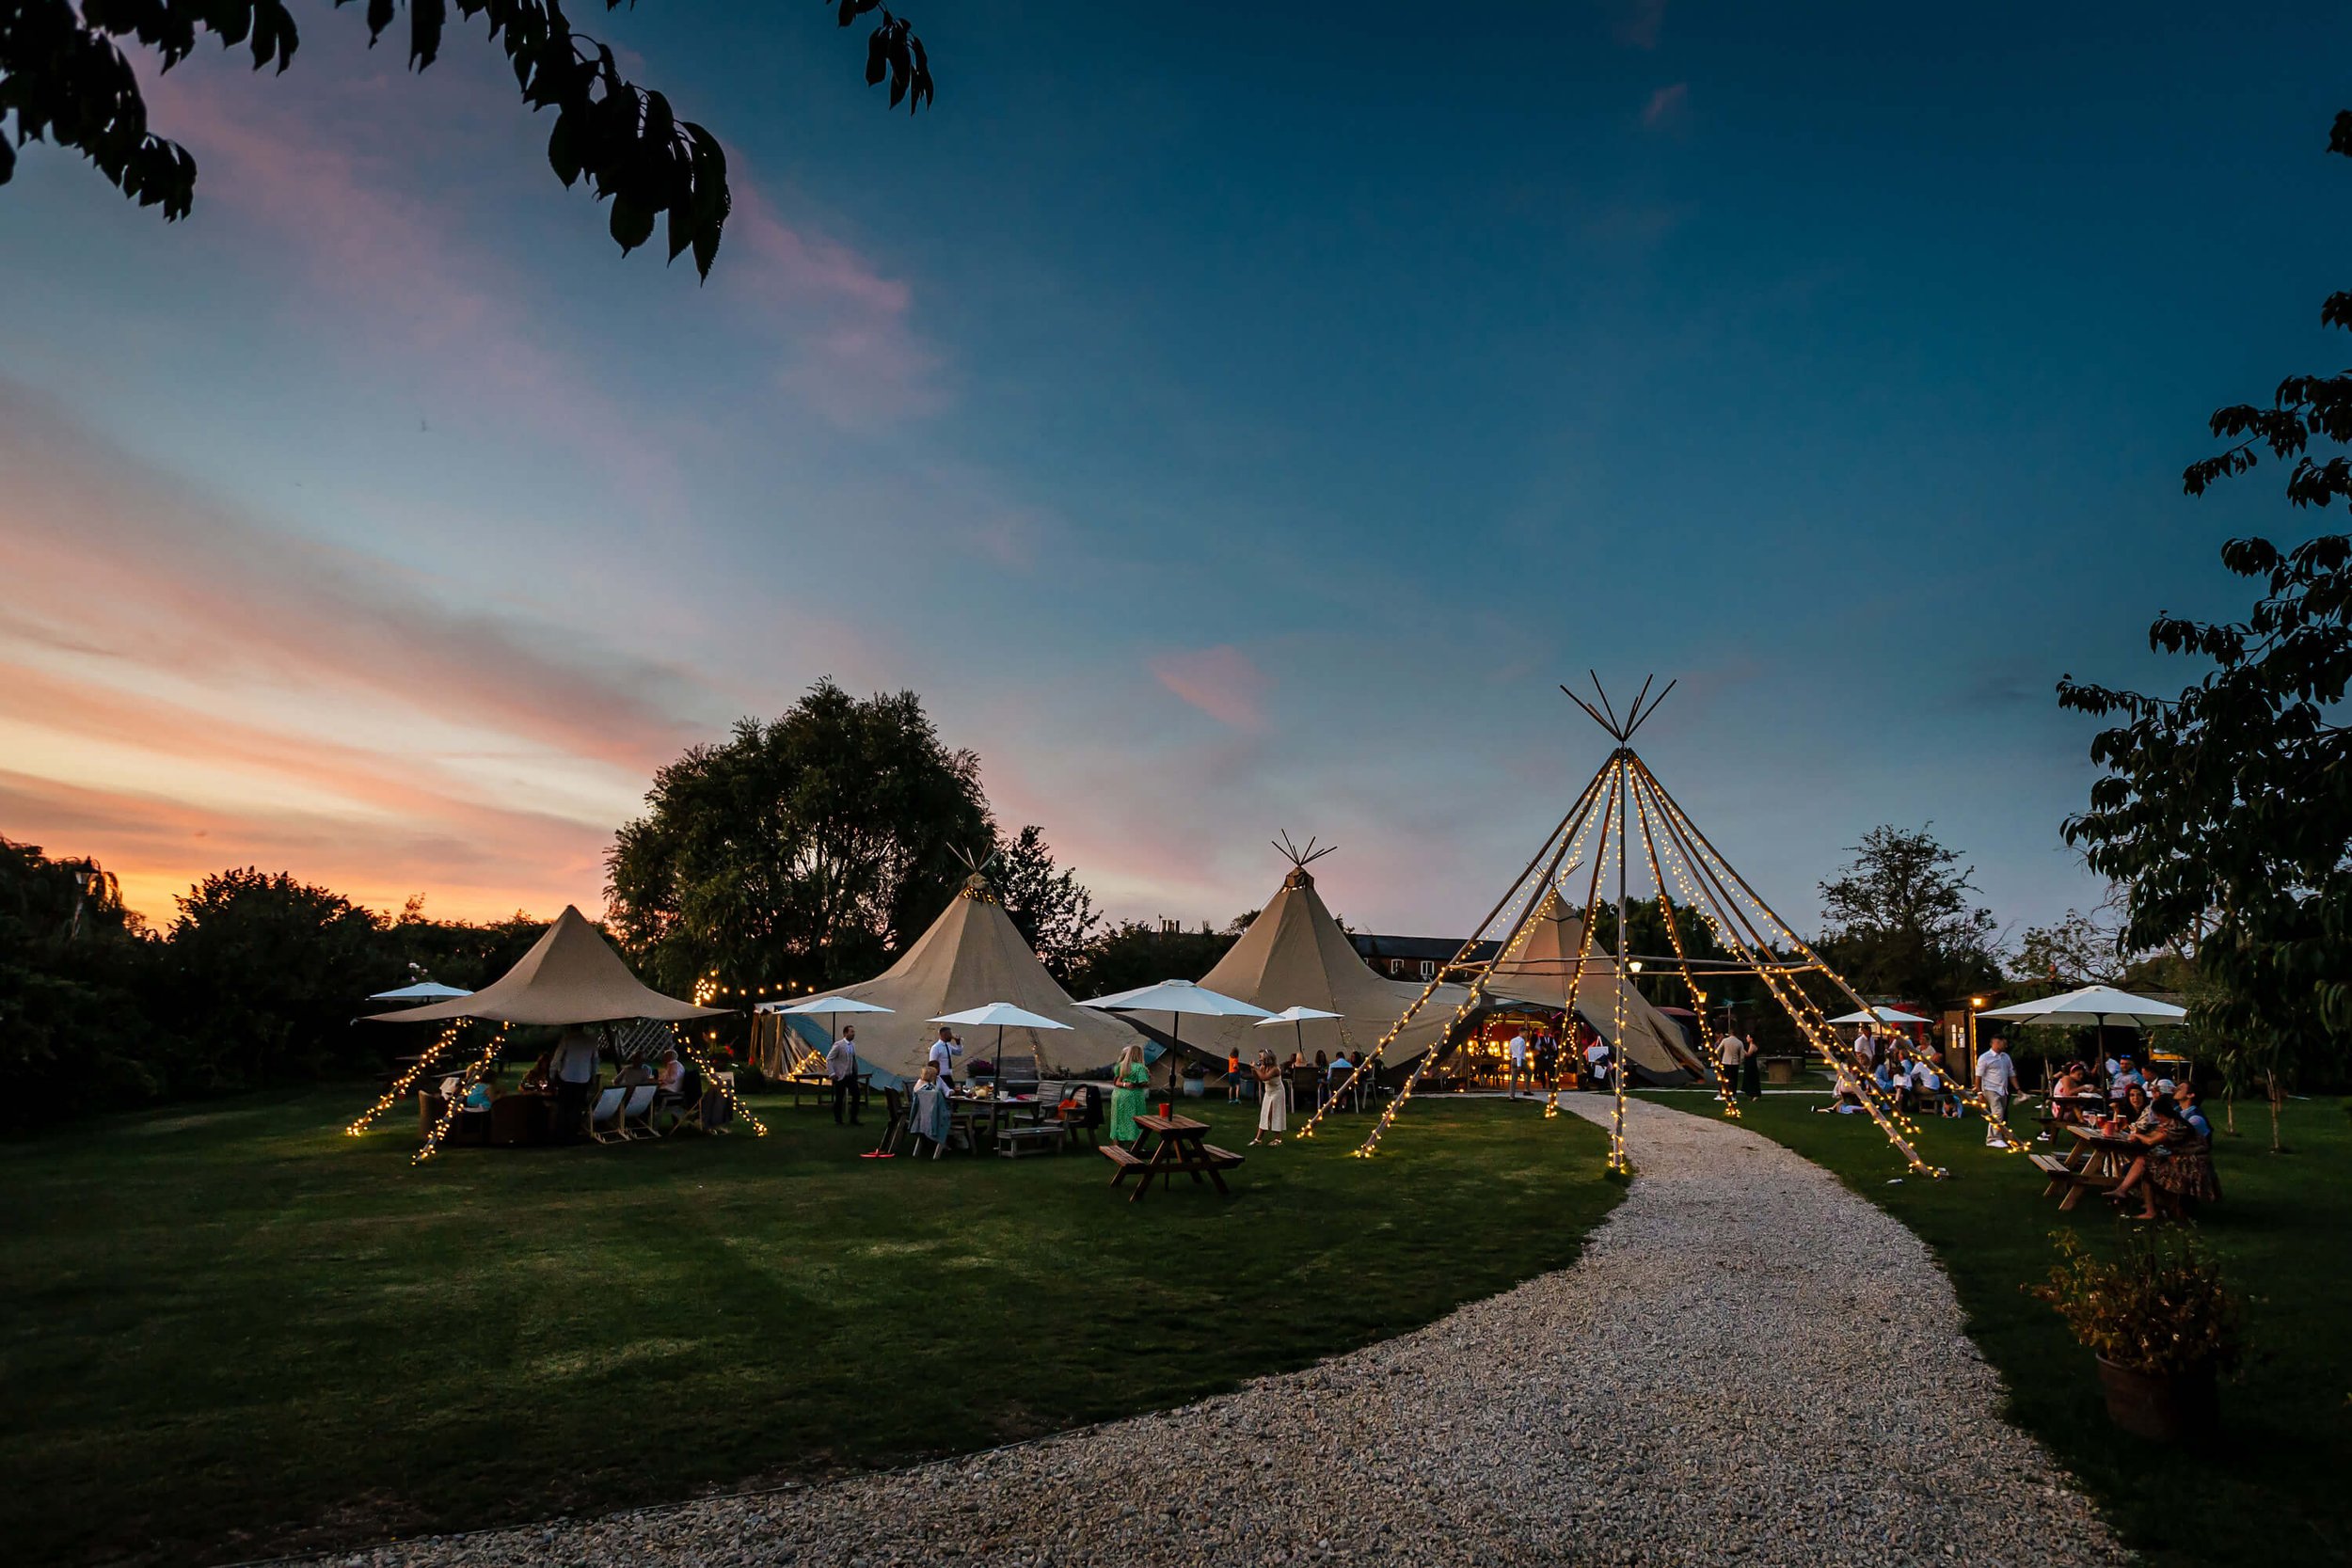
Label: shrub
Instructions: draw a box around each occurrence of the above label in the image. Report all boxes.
[2027,1227,2245,1377]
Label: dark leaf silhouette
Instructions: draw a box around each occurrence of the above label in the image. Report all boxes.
[0,0,934,278]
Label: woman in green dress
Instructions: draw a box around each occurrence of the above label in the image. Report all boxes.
[1108,1043,1151,1145]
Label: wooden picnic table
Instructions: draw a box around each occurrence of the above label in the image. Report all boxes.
[1099,1112,1243,1201]
[2031,1124,2140,1210]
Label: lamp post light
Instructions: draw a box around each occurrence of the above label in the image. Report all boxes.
[1967,995,1988,1071]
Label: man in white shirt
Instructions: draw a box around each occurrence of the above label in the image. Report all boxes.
[1974,1035,2017,1147]
[1715,1030,1747,1084]
[1505,1032,1529,1099]
[826,1025,861,1126]
[1853,1026,1879,1069]
[549,1027,599,1142]
[927,1026,961,1086]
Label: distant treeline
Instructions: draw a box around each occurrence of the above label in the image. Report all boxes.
[1,839,556,1128]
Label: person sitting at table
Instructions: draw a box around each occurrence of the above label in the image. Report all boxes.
[2174,1082,2213,1141]
[2121,1082,2152,1131]
[461,1073,496,1112]
[1107,1044,1150,1146]
[2047,1064,2090,1126]
[615,1057,653,1089]
[1873,1052,1901,1106]
[1907,1054,1947,1117]
[2107,1053,2144,1105]
[908,1061,953,1155]
[1251,1049,1287,1147]
[518,1050,553,1093]
[655,1048,686,1095]
[2106,1095,2197,1218]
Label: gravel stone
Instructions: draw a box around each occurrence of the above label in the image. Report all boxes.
[326,1099,2127,1567]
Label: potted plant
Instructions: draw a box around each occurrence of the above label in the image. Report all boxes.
[2027,1227,2243,1443]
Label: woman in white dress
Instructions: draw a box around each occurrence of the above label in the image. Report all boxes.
[1250,1049,1287,1145]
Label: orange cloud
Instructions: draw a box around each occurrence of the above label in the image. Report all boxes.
[0,384,719,925]
[1149,645,1271,733]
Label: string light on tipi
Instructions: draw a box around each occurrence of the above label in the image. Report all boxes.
[1332,673,1973,1178]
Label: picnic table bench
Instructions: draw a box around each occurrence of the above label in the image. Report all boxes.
[2035,1125,2137,1210]
[1101,1113,1243,1201]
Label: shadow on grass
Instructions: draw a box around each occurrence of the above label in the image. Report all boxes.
[2,1086,1620,1566]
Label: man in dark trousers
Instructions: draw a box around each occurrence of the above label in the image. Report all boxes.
[826,1024,862,1125]
[548,1026,599,1143]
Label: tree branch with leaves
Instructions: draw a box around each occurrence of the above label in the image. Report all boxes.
[0,0,932,277]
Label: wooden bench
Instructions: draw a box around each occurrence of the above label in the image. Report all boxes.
[1102,1115,1244,1201]
[1198,1144,1247,1169]
[2032,1149,2118,1211]
[995,1124,1067,1159]
[1098,1144,1146,1170]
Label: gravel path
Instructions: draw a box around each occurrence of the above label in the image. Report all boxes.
[330,1099,2125,1568]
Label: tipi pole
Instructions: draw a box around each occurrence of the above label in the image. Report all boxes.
[1610,751,1633,1174]
[1297,755,1613,1142]
[1353,759,1612,1156]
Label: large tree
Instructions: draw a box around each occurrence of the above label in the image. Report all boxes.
[2058,113,2352,1131]
[992,823,1099,985]
[605,679,994,994]
[166,865,390,1085]
[0,1,931,277]
[1815,823,2000,1007]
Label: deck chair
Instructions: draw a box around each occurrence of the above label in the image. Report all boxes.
[658,1069,706,1135]
[862,1087,909,1159]
[587,1086,629,1143]
[617,1084,660,1140]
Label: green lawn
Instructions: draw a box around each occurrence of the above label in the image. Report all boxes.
[1643,1087,2352,1568]
[1,1087,1620,1568]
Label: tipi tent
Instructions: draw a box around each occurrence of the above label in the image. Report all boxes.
[367,906,723,1026]
[1484,888,1704,1085]
[1184,847,1475,1067]
[769,873,1141,1085]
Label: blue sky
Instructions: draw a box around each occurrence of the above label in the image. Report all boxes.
[3,1,2348,942]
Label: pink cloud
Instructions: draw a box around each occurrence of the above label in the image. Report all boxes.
[1150,646,1271,733]
[724,174,943,428]
[1643,81,1690,129]
[1613,0,1668,50]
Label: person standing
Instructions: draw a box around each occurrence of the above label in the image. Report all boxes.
[1250,1049,1287,1146]
[548,1026,599,1143]
[1584,1035,1611,1090]
[1226,1049,1244,1102]
[1505,1030,1530,1099]
[1715,1027,1747,1098]
[1737,1027,1763,1100]
[927,1025,961,1087]
[1975,1034,2018,1148]
[1108,1043,1150,1145]
[826,1024,861,1126]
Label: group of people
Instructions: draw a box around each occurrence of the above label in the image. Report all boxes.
[500,1028,695,1143]
[1502,1027,1620,1100]
[818,1022,966,1129]
[1209,1045,1374,1146]
[1817,1023,1966,1125]
[2045,1051,2220,1218]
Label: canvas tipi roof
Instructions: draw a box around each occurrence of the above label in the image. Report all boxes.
[364,906,723,1027]
[789,874,1142,1083]
[1485,888,1703,1084]
[1184,859,1475,1066]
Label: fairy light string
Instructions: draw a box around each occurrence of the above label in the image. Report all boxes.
[1297,759,1615,1142]
[1630,784,1740,1120]
[413,1027,507,1165]
[675,1022,768,1136]
[1638,756,2016,1165]
[1632,764,1939,1173]
[348,1022,462,1136]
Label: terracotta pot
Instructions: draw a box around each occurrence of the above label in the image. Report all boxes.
[2095,1355,2217,1443]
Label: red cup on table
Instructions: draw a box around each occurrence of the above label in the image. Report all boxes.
[1158,1101,1171,1120]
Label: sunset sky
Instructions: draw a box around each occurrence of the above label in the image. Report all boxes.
[5,3,2349,941]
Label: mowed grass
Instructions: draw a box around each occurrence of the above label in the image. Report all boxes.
[1,1087,1619,1567]
[1644,1087,2352,1568]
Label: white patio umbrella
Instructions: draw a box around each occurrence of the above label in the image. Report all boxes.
[1828,1006,1931,1025]
[1078,978,1275,1089]
[367,980,472,1003]
[1978,986,2186,1030]
[1255,1004,1344,1057]
[758,995,895,1038]
[930,1002,1073,1064]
